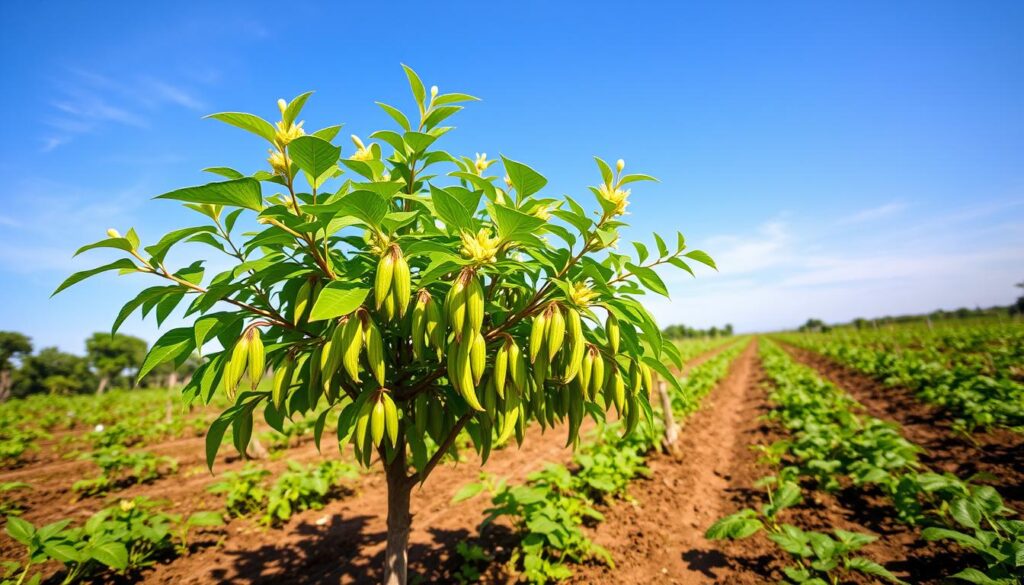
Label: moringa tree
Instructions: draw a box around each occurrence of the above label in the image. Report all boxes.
[56,66,712,584]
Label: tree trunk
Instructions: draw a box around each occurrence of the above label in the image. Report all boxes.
[96,376,109,395]
[167,371,180,389]
[246,436,268,459]
[0,370,11,402]
[383,448,413,585]
[657,377,680,454]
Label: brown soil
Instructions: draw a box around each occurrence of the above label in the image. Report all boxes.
[566,339,967,584]
[781,343,1024,511]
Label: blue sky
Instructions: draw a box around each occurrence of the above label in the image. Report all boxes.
[1,1,1022,353]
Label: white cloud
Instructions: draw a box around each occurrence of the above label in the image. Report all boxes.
[838,200,907,224]
[647,206,1024,332]
[40,68,206,151]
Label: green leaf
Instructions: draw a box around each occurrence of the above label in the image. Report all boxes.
[312,125,343,141]
[52,258,138,296]
[376,102,411,131]
[491,204,545,243]
[74,236,134,257]
[205,408,236,470]
[404,131,437,154]
[308,282,370,321]
[4,516,34,545]
[594,157,614,185]
[203,166,245,179]
[451,482,485,504]
[431,186,475,233]
[335,190,389,228]
[501,156,547,198]
[144,226,217,263]
[89,542,129,570]
[288,135,341,180]
[684,250,717,270]
[626,263,669,297]
[187,511,225,527]
[156,178,264,211]
[846,557,907,585]
[283,91,313,125]
[618,173,659,186]
[401,64,426,106]
[951,497,982,529]
[206,112,277,143]
[945,568,1003,585]
[705,510,762,540]
[137,327,195,382]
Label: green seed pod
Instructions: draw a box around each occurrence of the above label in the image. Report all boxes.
[224,335,250,399]
[446,275,467,340]
[371,397,386,447]
[308,346,322,395]
[382,391,399,447]
[483,375,497,419]
[641,363,654,395]
[271,353,295,409]
[355,398,373,450]
[374,251,395,310]
[470,332,486,386]
[546,306,565,362]
[606,312,620,355]
[411,293,428,361]
[589,353,605,401]
[612,367,626,414]
[562,309,584,382]
[414,392,428,438]
[465,272,484,335]
[508,340,527,394]
[392,249,411,319]
[427,395,444,441]
[629,359,642,395]
[293,278,312,326]
[322,323,346,381]
[341,315,364,382]
[493,342,508,398]
[529,310,548,364]
[533,351,550,389]
[365,318,386,385]
[580,347,594,396]
[247,329,265,390]
[425,294,445,356]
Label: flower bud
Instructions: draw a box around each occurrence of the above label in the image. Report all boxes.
[430,85,439,98]
[106,228,121,238]
[616,159,625,173]
[277,99,288,116]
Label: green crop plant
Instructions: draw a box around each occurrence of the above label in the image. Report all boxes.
[72,447,177,497]
[56,65,712,584]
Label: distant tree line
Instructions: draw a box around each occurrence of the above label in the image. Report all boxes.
[662,323,734,339]
[0,331,197,401]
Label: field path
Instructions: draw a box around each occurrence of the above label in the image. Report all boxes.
[567,339,772,584]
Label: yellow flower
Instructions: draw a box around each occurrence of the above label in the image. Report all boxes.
[275,120,305,147]
[119,499,136,512]
[531,203,552,221]
[460,228,501,264]
[474,153,495,175]
[597,183,631,215]
[267,149,289,175]
[350,135,374,161]
[568,282,598,307]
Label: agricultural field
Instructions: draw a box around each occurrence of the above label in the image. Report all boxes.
[2,320,1022,584]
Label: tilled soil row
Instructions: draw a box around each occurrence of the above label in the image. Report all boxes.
[2,342,739,583]
[566,339,966,584]
[780,343,1024,511]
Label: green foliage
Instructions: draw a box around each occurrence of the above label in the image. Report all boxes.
[262,460,359,526]
[781,322,1024,432]
[453,541,492,584]
[72,447,177,497]
[3,497,222,584]
[207,464,271,517]
[11,347,95,398]
[0,482,30,516]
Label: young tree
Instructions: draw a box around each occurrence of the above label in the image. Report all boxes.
[55,67,712,583]
[85,332,148,393]
[0,331,32,401]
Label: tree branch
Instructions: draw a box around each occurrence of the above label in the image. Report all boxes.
[412,412,472,487]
